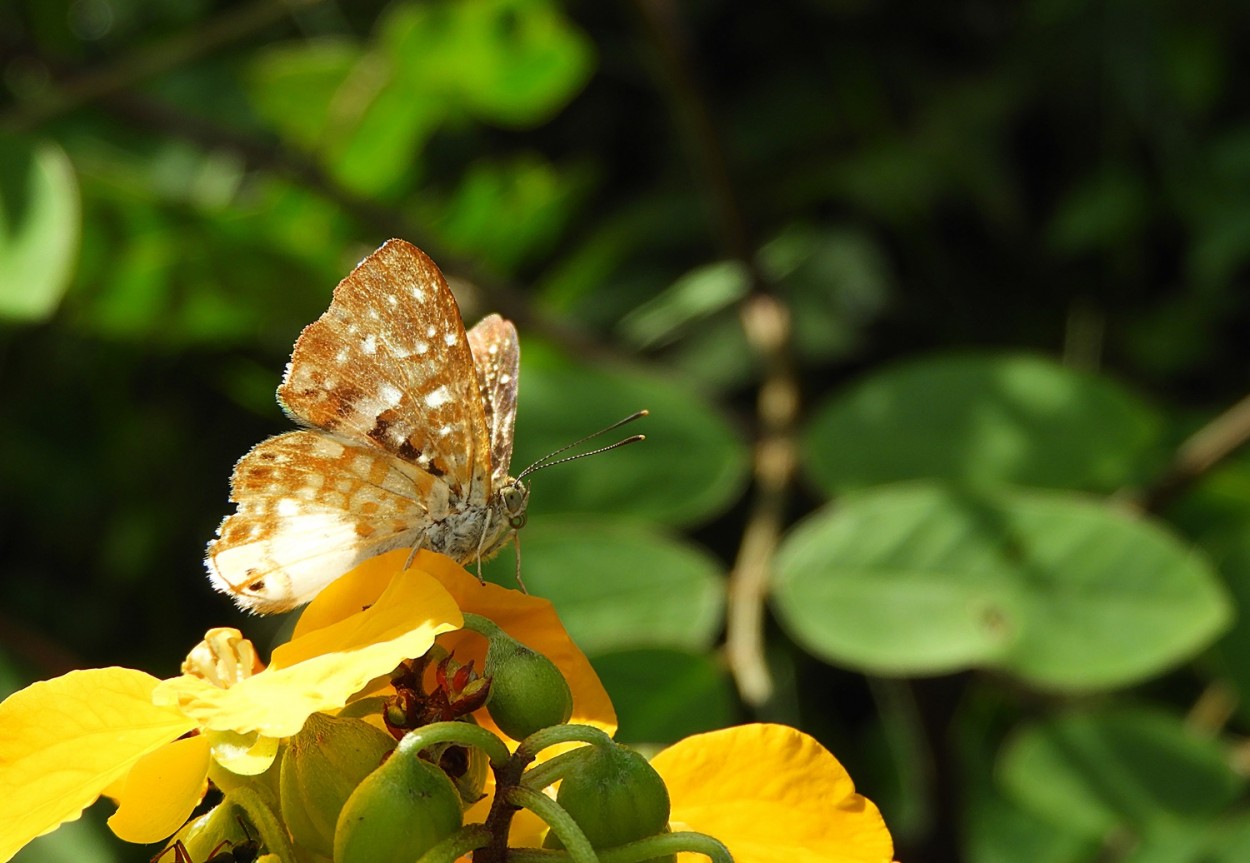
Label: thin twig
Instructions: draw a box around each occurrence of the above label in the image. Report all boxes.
[1136,391,1250,513]
[631,0,797,706]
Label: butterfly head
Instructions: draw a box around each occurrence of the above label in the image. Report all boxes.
[499,479,529,530]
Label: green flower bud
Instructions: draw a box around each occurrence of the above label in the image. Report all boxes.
[484,638,573,740]
[333,745,463,863]
[546,743,672,859]
[280,712,396,859]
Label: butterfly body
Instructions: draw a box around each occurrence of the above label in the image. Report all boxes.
[207,240,524,613]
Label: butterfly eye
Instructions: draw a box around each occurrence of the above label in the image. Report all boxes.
[500,482,527,516]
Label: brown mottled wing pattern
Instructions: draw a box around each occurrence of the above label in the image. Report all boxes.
[277,239,492,505]
[466,314,520,485]
[206,430,443,613]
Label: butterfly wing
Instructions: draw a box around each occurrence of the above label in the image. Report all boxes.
[277,239,492,505]
[466,313,520,486]
[206,430,443,613]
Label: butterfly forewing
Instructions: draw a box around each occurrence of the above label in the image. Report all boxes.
[466,313,520,485]
[277,239,492,504]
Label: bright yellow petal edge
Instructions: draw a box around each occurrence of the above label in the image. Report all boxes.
[153,559,463,738]
[0,667,197,862]
[651,723,896,863]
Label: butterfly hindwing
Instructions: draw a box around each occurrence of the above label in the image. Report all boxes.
[206,430,444,613]
[467,313,520,487]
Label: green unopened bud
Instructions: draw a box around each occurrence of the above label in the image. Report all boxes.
[280,712,396,858]
[333,743,463,863]
[484,637,573,740]
[546,743,672,859]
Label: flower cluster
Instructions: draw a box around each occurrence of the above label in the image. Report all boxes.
[0,551,894,863]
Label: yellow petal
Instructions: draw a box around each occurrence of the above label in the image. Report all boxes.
[0,668,197,862]
[416,550,617,736]
[206,729,280,776]
[650,724,894,863]
[153,567,461,738]
[106,735,210,843]
[290,551,407,639]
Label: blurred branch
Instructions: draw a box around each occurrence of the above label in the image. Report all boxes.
[0,0,325,134]
[1136,391,1250,513]
[631,0,796,707]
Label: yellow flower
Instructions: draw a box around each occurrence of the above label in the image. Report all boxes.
[0,550,614,862]
[650,723,895,863]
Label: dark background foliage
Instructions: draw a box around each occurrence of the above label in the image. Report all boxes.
[4,1,1250,861]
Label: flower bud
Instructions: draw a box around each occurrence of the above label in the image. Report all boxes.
[280,712,396,859]
[546,743,672,859]
[333,745,463,863]
[484,636,573,740]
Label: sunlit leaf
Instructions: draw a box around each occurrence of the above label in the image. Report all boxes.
[773,483,1230,688]
[0,138,80,322]
[482,520,725,654]
[382,0,594,127]
[513,347,749,525]
[802,354,1166,494]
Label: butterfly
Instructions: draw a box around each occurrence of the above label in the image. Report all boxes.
[206,239,530,613]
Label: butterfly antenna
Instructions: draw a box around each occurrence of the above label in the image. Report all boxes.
[518,410,648,480]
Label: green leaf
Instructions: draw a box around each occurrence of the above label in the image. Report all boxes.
[802,353,1165,494]
[382,0,594,128]
[590,648,738,745]
[483,521,724,654]
[965,789,1095,863]
[618,260,750,349]
[772,483,1230,688]
[245,40,362,151]
[0,138,80,322]
[759,224,892,364]
[513,348,749,525]
[425,155,591,270]
[999,708,1243,840]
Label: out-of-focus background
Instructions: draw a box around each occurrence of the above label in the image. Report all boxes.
[4,1,1250,861]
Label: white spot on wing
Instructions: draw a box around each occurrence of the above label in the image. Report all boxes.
[362,333,378,354]
[379,382,402,406]
[426,386,452,408]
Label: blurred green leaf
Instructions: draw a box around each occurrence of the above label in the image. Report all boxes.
[1047,167,1150,255]
[965,789,1095,863]
[513,348,749,525]
[761,224,892,363]
[0,138,80,322]
[590,648,738,745]
[246,40,362,151]
[382,0,594,128]
[483,520,724,654]
[618,260,749,349]
[802,354,1165,495]
[773,483,1230,688]
[999,708,1243,840]
[425,155,591,270]
[12,813,118,863]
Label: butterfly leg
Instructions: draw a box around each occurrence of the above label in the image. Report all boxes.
[474,508,493,584]
[512,531,527,594]
[403,537,425,570]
